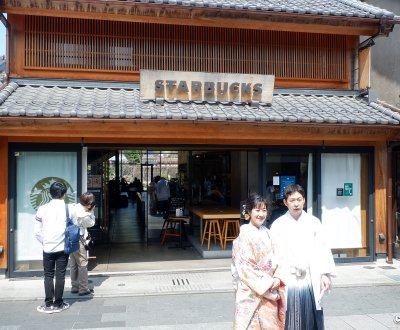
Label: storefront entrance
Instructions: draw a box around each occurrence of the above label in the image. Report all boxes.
[7,143,376,277]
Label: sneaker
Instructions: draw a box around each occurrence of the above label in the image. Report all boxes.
[37,305,54,314]
[52,302,70,313]
[70,289,79,294]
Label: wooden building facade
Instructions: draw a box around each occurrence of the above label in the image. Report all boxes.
[0,0,400,276]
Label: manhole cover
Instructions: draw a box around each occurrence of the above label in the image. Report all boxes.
[379,266,396,270]
[363,266,375,269]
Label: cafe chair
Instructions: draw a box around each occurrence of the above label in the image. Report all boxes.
[221,219,240,249]
[160,197,186,237]
[161,216,189,245]
[201,219,223,250]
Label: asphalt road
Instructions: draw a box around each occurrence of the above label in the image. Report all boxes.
[1,285,400,329]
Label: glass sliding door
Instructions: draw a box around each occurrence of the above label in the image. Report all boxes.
[264,151,312,227]
[10,148,79,275]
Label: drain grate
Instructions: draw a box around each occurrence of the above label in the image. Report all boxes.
[172,278,190,286]
[151,273,213,293]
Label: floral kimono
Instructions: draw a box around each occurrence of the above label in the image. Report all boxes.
[231,224,286,330]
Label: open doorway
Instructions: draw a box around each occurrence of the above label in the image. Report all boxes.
[85,147,258,272]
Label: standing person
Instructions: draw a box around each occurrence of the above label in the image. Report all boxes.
[156,176,170,218]
[270,184,336,330]
[69,192,96,296]
[34,181,70,314]
[148,177,157,216]
[231,194,285,330]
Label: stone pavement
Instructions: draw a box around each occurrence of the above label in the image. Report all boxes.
[0,258,400,329]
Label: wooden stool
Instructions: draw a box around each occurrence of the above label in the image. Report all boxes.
[201,219,223,250]
[221,219,240,249]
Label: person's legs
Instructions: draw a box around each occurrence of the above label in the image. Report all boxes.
[77,241,90,294]
[53,251,69,307]
[43,251,56,307]
[70,250,79,293]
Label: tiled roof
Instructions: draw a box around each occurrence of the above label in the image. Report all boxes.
[0,81,399,125]
[128,0,399,20]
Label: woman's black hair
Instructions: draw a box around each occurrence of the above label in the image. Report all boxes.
[245,193,268,220]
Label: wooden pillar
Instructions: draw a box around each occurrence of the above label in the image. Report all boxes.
[0,137,8,270]
[375,142,387,255]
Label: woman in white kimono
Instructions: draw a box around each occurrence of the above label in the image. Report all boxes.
[232,194,285,330]
[270,184,336,330]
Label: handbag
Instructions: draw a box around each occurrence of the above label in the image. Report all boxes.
[80,232,94,251]
[64,204,80,254]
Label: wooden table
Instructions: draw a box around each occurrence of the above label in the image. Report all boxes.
[189,205,240,242]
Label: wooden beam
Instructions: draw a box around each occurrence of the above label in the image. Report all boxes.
[0,119,397,143]
[1,4,383,36]
[375,141,388,255]
[359,47,371,90]
[0,137,8,270]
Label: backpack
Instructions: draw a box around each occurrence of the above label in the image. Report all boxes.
[64,204,80,254]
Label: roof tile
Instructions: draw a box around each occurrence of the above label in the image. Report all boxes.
[0,82,399,126]
[133,0,400,20]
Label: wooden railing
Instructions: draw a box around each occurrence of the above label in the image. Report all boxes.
[24,16,349,84]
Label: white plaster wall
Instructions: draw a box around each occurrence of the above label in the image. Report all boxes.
[363,0,400,107]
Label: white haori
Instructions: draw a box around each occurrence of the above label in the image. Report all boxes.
[271,210,336,310]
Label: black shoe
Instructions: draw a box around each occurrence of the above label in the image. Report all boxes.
[70,289,79,294]
[78,289,94,296]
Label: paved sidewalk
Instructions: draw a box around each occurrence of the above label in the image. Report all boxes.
[2,258,400,301]
[1,258,400,329]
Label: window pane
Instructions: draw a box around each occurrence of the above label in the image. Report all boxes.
[14,151,77,272]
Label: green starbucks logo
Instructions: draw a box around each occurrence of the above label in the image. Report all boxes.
[30,177,75,211]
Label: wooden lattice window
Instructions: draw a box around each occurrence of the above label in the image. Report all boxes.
[25,16,348,82]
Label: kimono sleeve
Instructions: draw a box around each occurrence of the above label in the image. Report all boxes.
[315,220,336,277]
[233,232,275,296]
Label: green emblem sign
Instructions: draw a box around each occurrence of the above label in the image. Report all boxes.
[30,177,75,211]
[344,183,353,197]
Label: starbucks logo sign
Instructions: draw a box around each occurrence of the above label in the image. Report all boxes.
[30,177,75,211]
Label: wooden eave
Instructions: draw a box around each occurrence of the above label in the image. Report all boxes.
[0,118,399,145]
[0,0,395,36]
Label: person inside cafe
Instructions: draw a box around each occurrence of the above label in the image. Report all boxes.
[155,176,170,218]
[204,184,225,205]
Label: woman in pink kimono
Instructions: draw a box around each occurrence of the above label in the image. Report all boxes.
[232,194,286,330]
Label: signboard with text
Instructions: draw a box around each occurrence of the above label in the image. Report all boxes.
[140,70,275,104]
